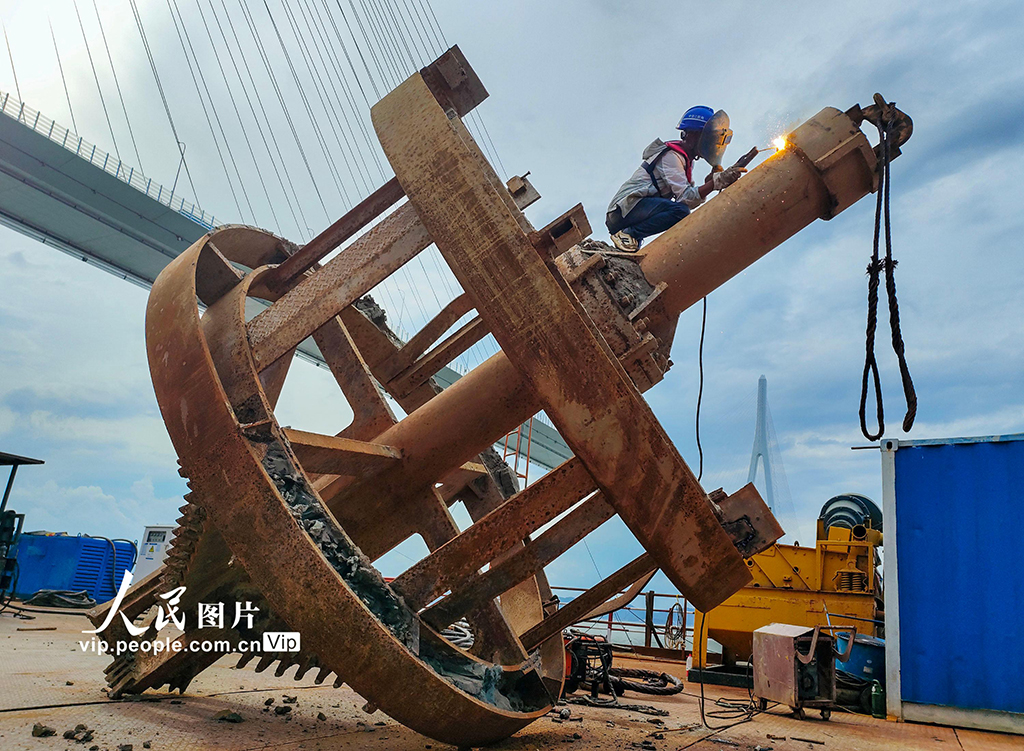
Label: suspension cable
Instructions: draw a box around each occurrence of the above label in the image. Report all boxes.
[292,0,433,334]
[237,0,329,225]
[171,0,257,219]
[382,0,485,363]
[2,22,19,103]
[378,0,417,70]
[342,0,388,93]
[213,0,305,237]
[355,0,401,86]
[92,0,145,172]
[263,0,350,207]
[279,0,360,203]
[73,0,121,161]
[49,20,78,134]
[128,0,200,204]
[312,0,387,178]
[413,0,444,50]
[395,0,432,64]
[194,0,281,230]
[323,0,378,107]
[165,0,247,220]
[359,0,401,83]
[296,0,375,190]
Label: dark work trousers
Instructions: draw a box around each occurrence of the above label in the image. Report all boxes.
[618,197,690,241]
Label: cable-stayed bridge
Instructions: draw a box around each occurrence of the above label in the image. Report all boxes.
[0,0,571,469]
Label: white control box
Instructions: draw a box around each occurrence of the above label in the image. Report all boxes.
[134,525,176,580]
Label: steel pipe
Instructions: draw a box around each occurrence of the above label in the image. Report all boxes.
[341,106,882,529]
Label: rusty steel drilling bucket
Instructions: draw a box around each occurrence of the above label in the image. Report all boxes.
[88,47,910,746]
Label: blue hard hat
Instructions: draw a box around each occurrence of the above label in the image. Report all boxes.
[677,105,714,132]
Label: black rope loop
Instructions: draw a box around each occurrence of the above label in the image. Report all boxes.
[858,110,917,441]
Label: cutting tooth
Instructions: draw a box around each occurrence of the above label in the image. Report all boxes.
[293,658,313,681]
[105,660,133,683]
[174,676,194,694]
[99,472,339,700]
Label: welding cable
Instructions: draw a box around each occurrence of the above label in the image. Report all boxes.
[23,589,96,609]
[0,559,19,615]
[695,296,707,481]
[859,110,917,441]
[664,601,686,643]
[608,667,684,696]
[84,535,137,597]
[694,611,762,731]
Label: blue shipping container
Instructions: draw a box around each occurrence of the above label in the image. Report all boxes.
[882,433,1024,735]
[13,534,136,602]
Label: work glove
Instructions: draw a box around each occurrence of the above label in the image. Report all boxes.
[712,166,746,191]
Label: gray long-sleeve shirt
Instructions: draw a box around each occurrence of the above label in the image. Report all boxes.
[607,139,705,221]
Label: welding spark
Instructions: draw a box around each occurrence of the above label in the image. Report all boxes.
[772,136,787,151]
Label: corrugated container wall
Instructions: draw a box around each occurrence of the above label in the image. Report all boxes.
[882,434,1024,735]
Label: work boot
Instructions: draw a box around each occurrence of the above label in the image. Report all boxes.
[610,230,641,252]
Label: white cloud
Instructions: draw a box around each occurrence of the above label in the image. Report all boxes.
[0,0,1021,600]
[11,476,181,543]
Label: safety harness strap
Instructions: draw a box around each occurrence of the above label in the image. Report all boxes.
[642,142,693,197]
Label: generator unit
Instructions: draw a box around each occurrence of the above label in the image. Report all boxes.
[752,623,855,720]
[14,533,136,602]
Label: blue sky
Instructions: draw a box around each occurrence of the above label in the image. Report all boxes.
[1,0,1022,597]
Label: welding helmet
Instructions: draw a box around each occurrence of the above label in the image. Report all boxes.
[677,105,714,132]
[697,110,733,167]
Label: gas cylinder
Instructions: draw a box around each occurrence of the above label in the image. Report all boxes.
[871,680,886,718]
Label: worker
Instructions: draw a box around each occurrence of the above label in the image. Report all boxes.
[606,106,745,252]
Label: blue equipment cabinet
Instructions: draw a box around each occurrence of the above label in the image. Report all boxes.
[13,534,136,602]
[882,434,1024,735]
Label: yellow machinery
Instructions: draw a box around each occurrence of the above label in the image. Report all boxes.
[693,494,882,673]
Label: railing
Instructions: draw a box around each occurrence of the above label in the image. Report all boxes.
[0,90,218,231]
[552,585,694,657]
